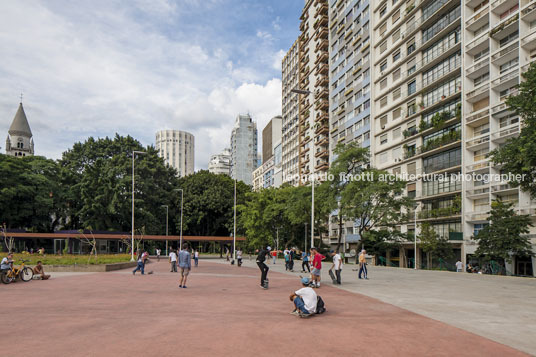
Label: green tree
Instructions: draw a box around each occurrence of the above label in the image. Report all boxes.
[0,154,64,231]
[59,134,178,233]
[490,62,536,197]
[362,229,407,258]
[418,223,453,269]
[474,200,533,264]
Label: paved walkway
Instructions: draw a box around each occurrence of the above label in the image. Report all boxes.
[234,257,536,355]
[0,260,529,356]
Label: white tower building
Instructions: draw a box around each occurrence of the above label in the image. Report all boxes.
[6,102,34,157]
[155,130,194,177]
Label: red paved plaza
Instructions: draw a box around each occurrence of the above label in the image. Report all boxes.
[1,261,527,356]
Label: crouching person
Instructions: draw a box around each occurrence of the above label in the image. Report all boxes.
[33,261,50,280]
[290,277,324,318]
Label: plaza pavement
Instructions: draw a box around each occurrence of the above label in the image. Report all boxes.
[233,257,536,355]
[0,260,530,357]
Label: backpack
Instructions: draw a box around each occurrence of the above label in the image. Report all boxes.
[316,296,326,314]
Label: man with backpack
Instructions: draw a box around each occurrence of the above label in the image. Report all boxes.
[289,277,326,317]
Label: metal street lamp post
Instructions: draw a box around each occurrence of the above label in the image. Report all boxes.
[161,205,168,256]
[131,150,147,261]
[174,189,184,251]
[233,179,237,262]
[414,202,420,270]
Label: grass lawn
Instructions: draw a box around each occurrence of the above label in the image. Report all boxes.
[3,253,132,266]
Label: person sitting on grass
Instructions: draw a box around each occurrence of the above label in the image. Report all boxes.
[289,277,317,318]
[33,261,50,280]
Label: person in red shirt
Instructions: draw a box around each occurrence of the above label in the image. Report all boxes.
[310,247,325,288]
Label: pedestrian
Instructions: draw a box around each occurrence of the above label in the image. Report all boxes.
[256,246,271,289]
[358,249,368,279]
[456,260,463,272]
[132,251,145,275]
[271,249,277,264]
[178,243,191,288]
[194,250,199,267]
[226,248,230,262]
[329,250,342,285]
[301,251,310,273]
[236,249,242,267]
[156,248,161,262]
[310,247,325,288]
[169,249,177,272]
[289,248,295,272]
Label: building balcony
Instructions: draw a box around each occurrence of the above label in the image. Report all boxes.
[521,28,536,51]
[466,4,489,32]
[491,42,518,66]
[491,0,519,14]
[316,136,328,146]
[314,62,328,76]
[315,112,328,123]
[315,75,328,87]
[490,13,518,39]
[491,182,518,194]
[491,123,520,143]
[466,83,489,103]
[314,100,329,111]
[314,149,329,159]
[466,107,490,126]
[465,33,489,55]
[491,69,519,91]
[466,58,489,79]
[466,185,490,199]
[314,2,328,18]
[315,162,329,171]
[314,27,328,41]
[465,211,490,223]
[465,160,490,173]
[314,52,328,65]
[313,14,328,29]
[466,134,490,151]
[521,2,536,22]
[315,125,329,136]
[314,88,328,100]
[418,207,461,220]
[315,38,328,53]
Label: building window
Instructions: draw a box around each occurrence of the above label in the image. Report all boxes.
[393,51,400,62]
[380,134,388,145]
[408,80,416,95]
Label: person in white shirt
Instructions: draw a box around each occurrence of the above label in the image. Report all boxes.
[290,277,318,317]
[156,248,161,262]
[456,260,463,272]
[236,249,242,267]
[169,249,177,272]
[194,250,199,267]
[329,250,342,285]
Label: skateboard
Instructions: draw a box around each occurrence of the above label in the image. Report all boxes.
[328,270,337,284]
[263,278,269,289]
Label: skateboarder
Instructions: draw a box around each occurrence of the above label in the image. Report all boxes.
[290,277,317,317]
[329,250,342,285]
[256,246,271,289]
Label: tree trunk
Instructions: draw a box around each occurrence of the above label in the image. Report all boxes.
[336,214,343,252]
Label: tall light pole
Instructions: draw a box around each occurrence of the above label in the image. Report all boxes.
[304,223,307,252]
[174,189,184,251]
[414,202,420,270]
[233,179,237,262]
[291,87,314,249]
[131,150,147,261]
[161,205,168,256]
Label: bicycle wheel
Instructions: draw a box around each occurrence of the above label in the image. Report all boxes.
[21,267,33,282]
[1,272,13,284]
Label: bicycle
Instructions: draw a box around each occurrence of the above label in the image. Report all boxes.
[1,259,34,284]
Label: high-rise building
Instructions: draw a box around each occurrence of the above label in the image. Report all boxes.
[327,0,373,247]
[230,114,258,185]
[208,148,231,176]
[262,116,283,164]
[298,0,330,181]
[372,1,463,268]
[462,0,536,275]
[253,117,283,191]
[155,130,194,177]
[282,39,301,185]
[5,102,34,157]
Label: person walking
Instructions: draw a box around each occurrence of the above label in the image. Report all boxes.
[358,249,368,279]
[194,250,199,267]
[169,249,177,272]
[178,243,191,288]
[132,251,145,275]
[271,249,277,264]
[310,247,325,288]
[156,248,161,262]
[289,248,295,272]
[256,246,271,289]
[236,249,243,267]
[456,260,463,272]
[329,250,342,285]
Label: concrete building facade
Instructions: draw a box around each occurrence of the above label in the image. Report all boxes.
[155,130,195,177]
[230,114,258,185]
[208,147,231,176]
[282,40,301,185]
[6,103,34,157]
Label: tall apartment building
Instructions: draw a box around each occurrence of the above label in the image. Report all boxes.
[327,0,373,247]
[253,117,284,191]
[463,0,536,275]
[208,148,231,176]
[230,114,258,185]
[155,130,195,177]
[371,0,463,268]
[298,0,330,181]
[262,116,283,164]
[282,40,301,185]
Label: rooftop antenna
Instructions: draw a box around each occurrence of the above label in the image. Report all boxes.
[20,92,23,104]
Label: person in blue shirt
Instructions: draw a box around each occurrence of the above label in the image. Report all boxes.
[301,251,310,273]
[178,243,192,288]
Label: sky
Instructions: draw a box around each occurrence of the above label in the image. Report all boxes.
[0,0,303,169]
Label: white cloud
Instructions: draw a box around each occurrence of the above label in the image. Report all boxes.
[0,1,283,169]
[272,49,286,71]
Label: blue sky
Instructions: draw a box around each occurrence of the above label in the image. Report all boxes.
[0,0,303,168]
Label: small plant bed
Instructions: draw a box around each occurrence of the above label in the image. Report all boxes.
[3,253,132,266]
